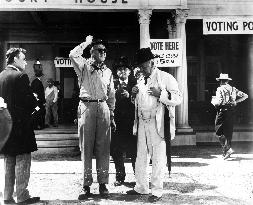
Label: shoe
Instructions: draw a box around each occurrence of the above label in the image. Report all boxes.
[223,148,234,160]
[126,189,143,195]
[114,180,124,186]
[4,199,16,204]
[99,184,109,198]
[148,195,162,202]
[78,186,92,200]
[18,197,40,204]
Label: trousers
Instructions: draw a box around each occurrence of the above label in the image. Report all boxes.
[215,108,234,153]
[45,101,58,126]
[134,118,166,197]
[78,101,111,186]
[4,153,31,203]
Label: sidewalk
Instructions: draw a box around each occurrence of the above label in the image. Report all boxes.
[1,144,253,205]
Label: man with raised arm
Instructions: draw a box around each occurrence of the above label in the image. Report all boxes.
[69,35,115,199]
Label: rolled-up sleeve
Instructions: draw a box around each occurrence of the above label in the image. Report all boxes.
[69,42,90,79]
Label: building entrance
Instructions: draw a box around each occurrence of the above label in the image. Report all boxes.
[59,67,78,124]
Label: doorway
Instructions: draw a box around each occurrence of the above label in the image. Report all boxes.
[59,67,79,124]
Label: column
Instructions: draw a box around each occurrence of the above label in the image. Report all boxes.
[166,18,177,77]
[167,18,176,39]
[246,36,253,124]
[138,9,152,48]
[174,9,192,130]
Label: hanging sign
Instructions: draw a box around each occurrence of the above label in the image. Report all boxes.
[54,57,73,68]
[203,18,253,34]
[0,0,185,10]
[149,39,182,67]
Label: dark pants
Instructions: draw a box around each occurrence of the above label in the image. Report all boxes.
[111,131,137,182]
[45,101,58,126]
[215,107,234,154]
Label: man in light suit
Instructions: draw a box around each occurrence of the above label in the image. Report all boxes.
[127,48,182,202]
[0,48,40,204]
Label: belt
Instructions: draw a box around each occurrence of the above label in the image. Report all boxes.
[80,98,105,103]
[138,109,157,120]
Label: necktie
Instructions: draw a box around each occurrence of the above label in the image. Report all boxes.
[121,82,127,89]
[144,76,149,85]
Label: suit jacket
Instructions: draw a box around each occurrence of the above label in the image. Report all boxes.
[114,77,136,133]
[31,77,46,107]
[0,65,38,156]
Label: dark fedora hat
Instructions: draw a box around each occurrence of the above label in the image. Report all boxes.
[116,56,130,69]
[134,47,158,65]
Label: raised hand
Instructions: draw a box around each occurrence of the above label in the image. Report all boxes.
[86,35,93,45]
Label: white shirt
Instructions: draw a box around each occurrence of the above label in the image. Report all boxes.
[136,69,159,111]
[45,86,58,103]
[119,78,128,86]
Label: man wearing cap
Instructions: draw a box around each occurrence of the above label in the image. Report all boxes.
[111,56,137,186]
[44,78,58,127]
[31,60,46,130]
[211,73,248,159]
[69,35,115,199]
[127,47,182,202]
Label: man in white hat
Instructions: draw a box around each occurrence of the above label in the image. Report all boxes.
[211,73,248,159]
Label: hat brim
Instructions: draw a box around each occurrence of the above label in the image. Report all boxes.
[135,54,159,66]
[216,77,232,81]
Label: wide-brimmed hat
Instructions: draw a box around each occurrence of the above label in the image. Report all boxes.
[134,47,158,65]
[216,73,232,81]
[116,56,130,69]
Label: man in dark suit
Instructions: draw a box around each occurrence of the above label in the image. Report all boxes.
[0,48,40,204]
[31,60,46,130]
[111,56,137,186]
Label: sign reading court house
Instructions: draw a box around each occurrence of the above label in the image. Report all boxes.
[203,18,253,34]
[150,39,182,67]
[0,0,186,10]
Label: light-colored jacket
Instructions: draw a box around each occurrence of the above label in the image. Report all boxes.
[133,68,182,139]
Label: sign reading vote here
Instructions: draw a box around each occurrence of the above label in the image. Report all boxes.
[150,39,182,67]
[203,18,253,34]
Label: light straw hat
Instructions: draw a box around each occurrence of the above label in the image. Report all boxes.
[216,73,232,81]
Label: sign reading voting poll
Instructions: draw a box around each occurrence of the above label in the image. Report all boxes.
[203,18,253,34]
[150,39,182,67]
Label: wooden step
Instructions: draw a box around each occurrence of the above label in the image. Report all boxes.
[35,125,79,154]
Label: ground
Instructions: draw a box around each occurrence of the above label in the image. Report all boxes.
[1,143,253,205]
